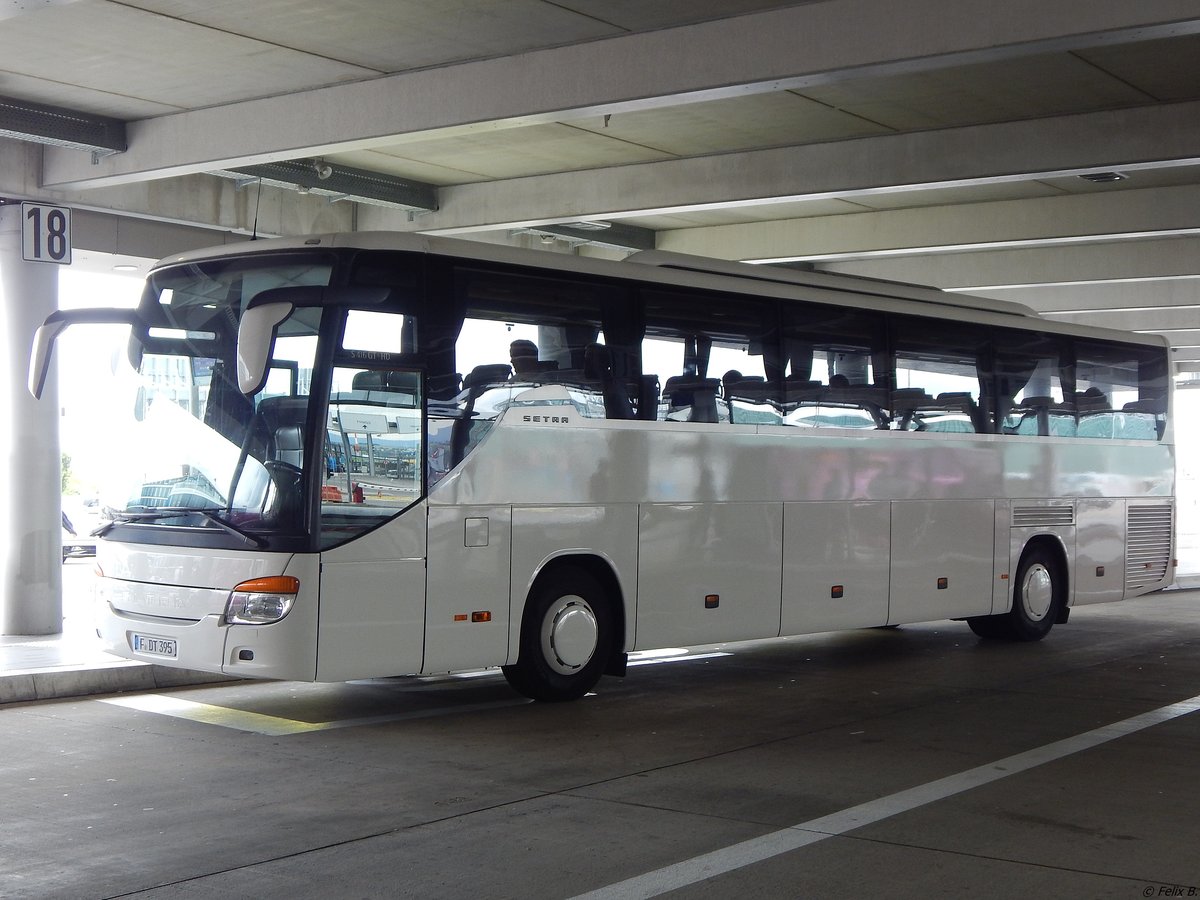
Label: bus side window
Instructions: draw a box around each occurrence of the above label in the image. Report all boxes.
[662,375,721,423]
[342,309,414,355]
[583,343,634,420]
[641,288,774,424]
[992,332,1068,437]
[779,303,887,430]
[1074,341,1167,441]
[892,317,986,433]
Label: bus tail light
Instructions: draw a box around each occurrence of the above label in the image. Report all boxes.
[225,576,300,625]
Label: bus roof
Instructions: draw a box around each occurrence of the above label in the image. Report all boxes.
[153,231,1166,348]
[623,250,1038,319]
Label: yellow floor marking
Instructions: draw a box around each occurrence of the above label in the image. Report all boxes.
[100,694,327,735]
[97,651,732,735]
[99,693,531,735]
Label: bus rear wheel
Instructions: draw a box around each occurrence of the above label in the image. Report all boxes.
[503,567,614,702]
[968,544,1063,642]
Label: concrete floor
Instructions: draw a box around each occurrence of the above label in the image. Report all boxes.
[2,590,1200,899]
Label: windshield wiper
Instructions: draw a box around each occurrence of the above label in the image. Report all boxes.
[96,507,268,548]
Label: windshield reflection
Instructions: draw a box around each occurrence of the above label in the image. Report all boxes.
[99,256,331,540]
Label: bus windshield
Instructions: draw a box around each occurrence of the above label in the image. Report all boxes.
[103,254,333,542]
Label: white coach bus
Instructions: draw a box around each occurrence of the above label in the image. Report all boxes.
[30,233,1174,700]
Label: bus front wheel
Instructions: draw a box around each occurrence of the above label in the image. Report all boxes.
[503,567,614,702]
[968,544,1063,642]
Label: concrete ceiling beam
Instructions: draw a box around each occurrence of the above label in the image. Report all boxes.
[654,182,1200,262]
[352,101,1200,235]
[40,0,1200,190]
[962,279,1200,312]
[3,138,352,253]
[1145,329,1200,347]
[1044,307,1200,332]
[816,236,1200,288]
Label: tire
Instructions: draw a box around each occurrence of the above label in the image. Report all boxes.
[502,567,615,702]
[967,544,1063,642]
[966,614,1010,639]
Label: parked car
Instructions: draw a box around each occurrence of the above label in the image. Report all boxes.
[61,497,103,561]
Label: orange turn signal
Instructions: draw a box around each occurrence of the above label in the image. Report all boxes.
[232,576,300,594]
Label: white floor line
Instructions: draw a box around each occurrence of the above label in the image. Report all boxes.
[570,693,1200,900]
[627,652,732,667]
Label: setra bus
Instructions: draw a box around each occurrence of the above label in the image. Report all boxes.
[29,233,1175,700]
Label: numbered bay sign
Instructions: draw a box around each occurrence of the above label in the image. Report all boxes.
[21,202,72,265]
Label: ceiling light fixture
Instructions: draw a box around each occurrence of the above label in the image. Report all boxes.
[1078,172,1127,183]
[533,221,655,251]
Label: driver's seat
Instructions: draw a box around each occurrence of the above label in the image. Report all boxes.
[256,396,307,468]
[272,423,303,468]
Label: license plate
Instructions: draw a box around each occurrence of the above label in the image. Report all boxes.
[132,633,177,658]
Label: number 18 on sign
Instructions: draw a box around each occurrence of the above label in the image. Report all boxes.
[21,202,72,265]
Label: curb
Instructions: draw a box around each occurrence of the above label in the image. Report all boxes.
[0,661,240,705]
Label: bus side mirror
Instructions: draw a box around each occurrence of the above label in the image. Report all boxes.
[236,301,293,394]
[28,308,144,399]
[28,319,68,399]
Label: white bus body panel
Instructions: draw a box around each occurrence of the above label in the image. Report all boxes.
[1073,499,1124,607]
[889,500,995,624]
[436,412,1174,652]
[95,542,318,680]
[317,502,427,681]
[224,552,321,680]
[782,501,890,633]
[447,418,1174,510]
[635,502,783,648]
[95,409,1174,682]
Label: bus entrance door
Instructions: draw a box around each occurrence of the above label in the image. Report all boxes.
[317,507,428,681]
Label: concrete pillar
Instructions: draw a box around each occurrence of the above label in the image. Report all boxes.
[0,203,63,635]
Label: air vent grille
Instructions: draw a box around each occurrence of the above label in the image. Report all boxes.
[1012,505,1075,528]
[1126,505,1173,591]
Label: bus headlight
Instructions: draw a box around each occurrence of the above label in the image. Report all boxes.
[224,576,300,625]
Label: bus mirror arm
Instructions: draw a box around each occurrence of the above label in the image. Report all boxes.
[28,308,144,400]
[28,319,66,399]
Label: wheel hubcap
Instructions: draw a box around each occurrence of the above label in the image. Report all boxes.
[541,595,599,675]
[1021,563,1054,621]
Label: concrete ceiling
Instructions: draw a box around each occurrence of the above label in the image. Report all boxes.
[3,0,1200,371]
